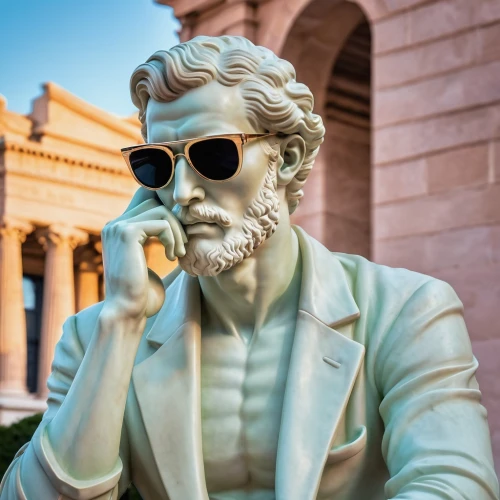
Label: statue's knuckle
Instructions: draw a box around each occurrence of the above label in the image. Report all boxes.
[103,219,121,236]
[115,222,134,241]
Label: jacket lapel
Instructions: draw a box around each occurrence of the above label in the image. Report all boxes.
[132,272,209,500]
[275,227,365,500]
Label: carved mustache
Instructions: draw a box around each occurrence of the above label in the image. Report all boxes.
[172,204,232,228]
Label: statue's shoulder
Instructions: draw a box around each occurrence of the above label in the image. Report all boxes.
[330,252,464,350]
[295,226,448,309]
[333,251,431,284]
[331,251,451,310]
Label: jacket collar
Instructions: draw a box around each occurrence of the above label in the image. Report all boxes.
[293,225,359,327]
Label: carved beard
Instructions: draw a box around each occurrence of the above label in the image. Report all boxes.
[178,150,280,277]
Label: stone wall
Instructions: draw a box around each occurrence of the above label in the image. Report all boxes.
[370,1,500,470]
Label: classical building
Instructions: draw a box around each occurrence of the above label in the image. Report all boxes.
[0,83,176,424]
[156,0,500,470]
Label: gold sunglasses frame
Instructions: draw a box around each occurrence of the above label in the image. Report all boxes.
[121,132,278,191]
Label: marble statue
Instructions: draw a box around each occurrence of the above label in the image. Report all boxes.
[1,35,498,500]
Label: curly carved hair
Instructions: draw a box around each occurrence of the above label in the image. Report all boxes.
[130,35,325,214]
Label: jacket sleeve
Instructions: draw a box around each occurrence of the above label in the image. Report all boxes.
[0,314,131,500]
[376,278,499,500]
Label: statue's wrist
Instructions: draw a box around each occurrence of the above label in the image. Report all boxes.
[98,301,148,336]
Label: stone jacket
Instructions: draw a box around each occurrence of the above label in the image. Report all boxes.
[1,226,499,499]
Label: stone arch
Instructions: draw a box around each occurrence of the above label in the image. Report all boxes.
[257,0,381,54]
[271,0,372,257]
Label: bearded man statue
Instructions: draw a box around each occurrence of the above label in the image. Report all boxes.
[1,35,498,500]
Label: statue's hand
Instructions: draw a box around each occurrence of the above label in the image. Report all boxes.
[101,187,187,320]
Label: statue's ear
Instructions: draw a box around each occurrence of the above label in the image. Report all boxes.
[277,134,306,186]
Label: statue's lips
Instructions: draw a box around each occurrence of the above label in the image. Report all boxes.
[184,222,221,238]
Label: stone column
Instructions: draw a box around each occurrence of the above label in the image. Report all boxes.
[75,246,103,312]
[36,225,88,397]
[0,217,33,395]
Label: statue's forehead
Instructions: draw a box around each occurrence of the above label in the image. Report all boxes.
[146,81,253,142]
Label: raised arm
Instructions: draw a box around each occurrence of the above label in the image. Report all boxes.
[376,279,499,499]
[0,189,187,499]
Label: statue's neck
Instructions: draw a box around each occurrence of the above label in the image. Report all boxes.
[198,218,301,342]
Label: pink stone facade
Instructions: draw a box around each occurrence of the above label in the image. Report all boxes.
[159,0,500,472]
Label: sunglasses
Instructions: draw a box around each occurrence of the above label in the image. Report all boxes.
[121,132,278,191]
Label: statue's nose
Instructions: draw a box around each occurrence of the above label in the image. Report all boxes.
[172,155,205,206]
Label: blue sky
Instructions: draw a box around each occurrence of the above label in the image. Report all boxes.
[0,0,180,117]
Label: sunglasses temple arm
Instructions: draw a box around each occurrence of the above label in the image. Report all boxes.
[243,133,278,143]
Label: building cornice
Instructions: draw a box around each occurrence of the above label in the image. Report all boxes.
[33,82,141,142]
[0,136,129,176]
[34,126,128,158]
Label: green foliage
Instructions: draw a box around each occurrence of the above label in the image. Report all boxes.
[0,412,43,479]
[0,414,142,499]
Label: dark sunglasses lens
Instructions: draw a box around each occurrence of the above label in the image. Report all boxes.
[189,138,239,181]
[129,148,172,189]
